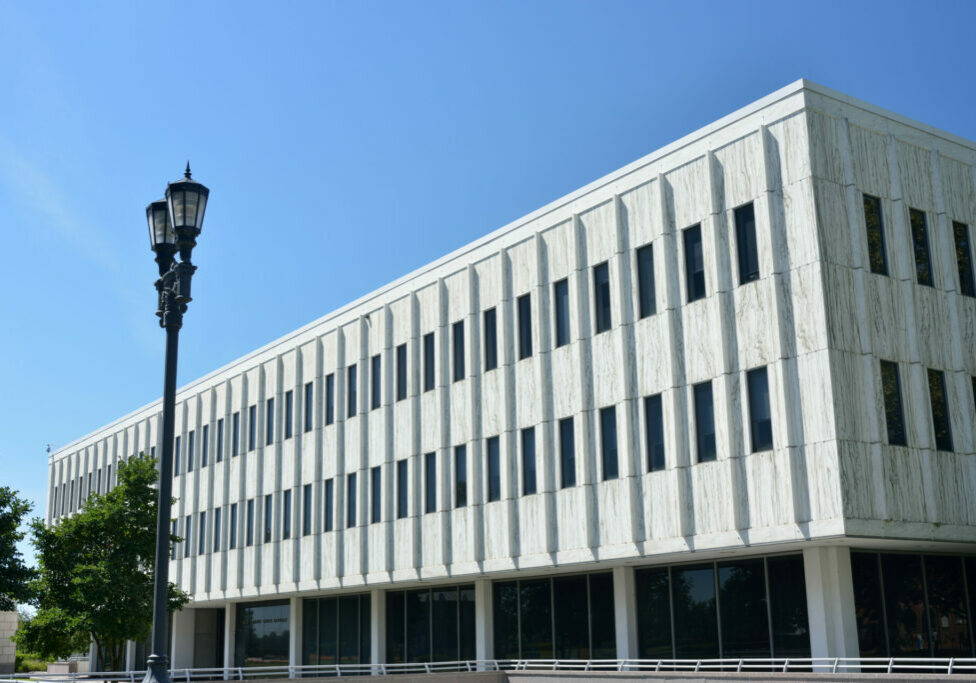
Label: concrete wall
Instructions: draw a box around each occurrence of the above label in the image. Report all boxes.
[0,611,18,675]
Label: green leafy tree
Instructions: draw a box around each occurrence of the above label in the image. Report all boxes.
[15,455,188,671]
[0,486,34,610]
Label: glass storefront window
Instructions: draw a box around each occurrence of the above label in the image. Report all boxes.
[386,584,475,663]
[882,554,928,656]
[235,600,290,668]
[924,555,970,657]
[300,594,370,667]
[767,555,810,658]
[672,564,718,659]
[636,567,672,659]
[718,559,769,659]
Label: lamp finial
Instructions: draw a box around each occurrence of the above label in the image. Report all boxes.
[184,161,191,179]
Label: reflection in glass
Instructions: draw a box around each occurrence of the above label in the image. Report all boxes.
[432,589,459,662]
[300,594,370,667]
[636,567,672,659]
[589,572,616,658]
[924,555,970,657]
[718,559,769,658]
[852,553,886,656]
[672,564,718,659]
[554,575,588,659]
[882,554,928,656]
[235,600,290,667]
[863,194,888,275]
[386,591,405,664]
[493,581,519,660]
[767,555,810,658]
[520,579,553,659]
[387,585,475,663]
[406,589,430,662]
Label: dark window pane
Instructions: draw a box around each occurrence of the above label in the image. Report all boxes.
[684,224,706,302]
[346,473,357,528]
[459,586,476,660]
[246,499,254,546]
[953,221,976,297]
[202,424,209,467]
[396,343,408,401]
[282,489,291,539]
[325,374,335,425]
[229,503,237,549]
[589,572,617,659]
[718,559,769,658]
[266,399,274,445]
[487,437,501,502]
[347,365,357,418]
[924,555,970,657]
[928,368,954,451]
[198,511,206,554]
[483,308,498,372]
[645,394,665,472]
[554,278,570,347]
[455,446,467,508]
[672,564,718,659]
[304,381,313,432]
[554,574,589,659]
[371,466,381,524]
[248,406,256,451]
[600,406,618,480]
[406,589,431,662]
[636,567,673,659]
[302,598,318,665]
[386,592,406,664]
[747,367,773,452]
[735,202,760,284]
[882,553,928,656]
[423,332,435,392]
[233,412,240,455]
[397,460,408,519]
[493,581,519,660]
[637,243,656,318]
[432,588,459,662]
[338,596,360,664]
[319,597,337,665]
[453,321,465,382]
[188,430,195,471]
[303,484,312,536]
[217,418,224,462]
[594,262,612,333]
[863,194,889,276]
[518,294,533,359]
[213,507,221,552]
[360,595,371,664]
[910,208,933,286]
[324,479,334,532]
[519,578,553,659]
[880,361,907,446]
[285,390,293,439]
[234,600,290,668]
[264,494,272,542]
[694,382,716,462]
[371,354,381,410]
[767,555,811,658]
[175,435,181,474]
[424,452,436,514]
[521,427,536,495]
[559,417,575,488]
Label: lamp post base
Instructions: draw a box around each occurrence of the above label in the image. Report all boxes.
[142,653,171,683]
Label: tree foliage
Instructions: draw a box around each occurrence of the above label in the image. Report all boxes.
[0,486,34,611]
[15,455,188,671]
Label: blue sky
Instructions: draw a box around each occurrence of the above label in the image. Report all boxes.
[1,0,975,562]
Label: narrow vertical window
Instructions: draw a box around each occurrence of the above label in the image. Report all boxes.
[371,466,382,523]
[346,473,357,527]
[371,354,382,410]
[201,424,209,467]
[284,390,293,439]
[455,445,467,507]
[880,361,906,447]
[636,243,656,318]
[304,381,314,432]
[229,503,238,549]
[184,515,192,557]
[282,489,292,540]
[909,208,933,286]
[684,224,706,302]
[928,369,953,452]
[484,308,498,371]
[735,202,760,284]
[747,366,773,452]
[232,411,240,456]
[593,262,612,333]
[694,381,716,462]
[554,278,570,347]
[248,405,256,451]
[863,194,888,275]
[486,437,501,502]
[347,365,357,418]
[216,418,223,462]
[644,393,665,472]
[424,452,437,513]
[198,511,206,555]
[171,520,177,559]
[264,494,273,542]
[953,221,975,297]
[600,406,618,480]
[265,398,274,445]
[559,417,576,488]
[213,506,221,552]
[423,332,436,391]
[397,460,408,519]
[246,499,254,546]
[324,479,334,532]
[517,293,533,359]
[174,435,181,474]
[187,431,194,471]
[521,427,536,495]
[325,373,335,425]
[396,343,408,401]
[453,321,465,382]
[303,483,312,536]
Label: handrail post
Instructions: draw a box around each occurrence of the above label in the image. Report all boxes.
[737,659,742,673]
[887,658,894,674]
[832,657,838,673]
[948,658,955,675]
[782,658,789,673]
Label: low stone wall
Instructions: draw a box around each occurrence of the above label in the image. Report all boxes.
[0,611,18,675]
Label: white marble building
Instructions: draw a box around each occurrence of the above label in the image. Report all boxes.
[47,80,976,669]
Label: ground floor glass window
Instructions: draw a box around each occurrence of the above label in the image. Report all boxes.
[301,594,371,666]
[386,584,475,663]
[235,600,290,668]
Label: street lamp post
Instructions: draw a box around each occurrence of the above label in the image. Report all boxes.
[144,164,209,683]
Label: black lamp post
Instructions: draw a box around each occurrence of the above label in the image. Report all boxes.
[144,163,209,683]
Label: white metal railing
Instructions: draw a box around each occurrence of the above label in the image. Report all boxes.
[2,657,976,680]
